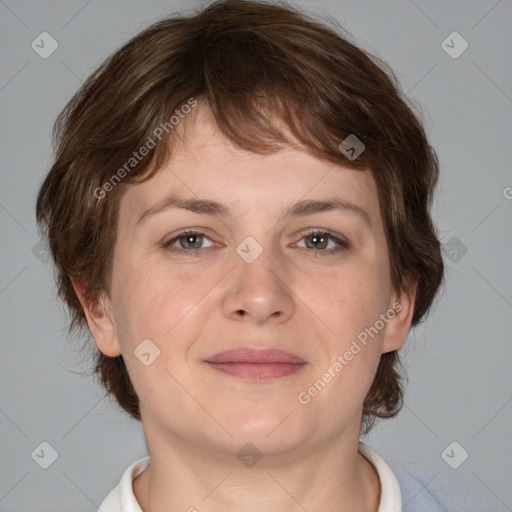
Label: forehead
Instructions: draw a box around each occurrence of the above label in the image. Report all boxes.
[119,104,380,226]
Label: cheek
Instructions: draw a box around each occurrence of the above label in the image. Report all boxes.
[121,273,191,341]
[304,261,389,338]
[304,267,388,415]
[112,267,201,400]
[114,259,221,361]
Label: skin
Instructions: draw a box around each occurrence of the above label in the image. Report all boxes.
[73,103,416,512]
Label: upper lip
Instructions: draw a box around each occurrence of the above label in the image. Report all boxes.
[205,347,306,364]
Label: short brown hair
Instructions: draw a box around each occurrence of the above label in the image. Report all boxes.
[35,0,444,435]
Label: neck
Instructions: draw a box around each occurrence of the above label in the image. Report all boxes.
[133,434,380,512]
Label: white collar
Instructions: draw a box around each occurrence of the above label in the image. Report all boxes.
[358,441,402,511]
[98,441,401,512]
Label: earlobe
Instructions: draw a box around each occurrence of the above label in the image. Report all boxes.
[70,276,122,357]
[381,279,418,354]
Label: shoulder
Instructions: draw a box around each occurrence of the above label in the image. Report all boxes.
[391,463,483,512]
[359,442,483,512]
[394,467,448,512]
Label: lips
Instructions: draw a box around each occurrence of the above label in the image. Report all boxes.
[205,347,306,364]
[204,347,307,381]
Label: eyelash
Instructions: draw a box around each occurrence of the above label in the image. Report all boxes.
[161,228,350,257]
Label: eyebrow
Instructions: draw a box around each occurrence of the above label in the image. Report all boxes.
[136,195,372,228]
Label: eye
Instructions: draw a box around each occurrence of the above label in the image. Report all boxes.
[295,229,350,256]
[161,228,350,257]
[162,229,215,253]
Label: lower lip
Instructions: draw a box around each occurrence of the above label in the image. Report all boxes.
[205,362,306,380]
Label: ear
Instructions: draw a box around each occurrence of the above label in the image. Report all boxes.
[70,276,122,357]
[381,278,418,354]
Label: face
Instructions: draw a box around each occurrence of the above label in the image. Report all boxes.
[82,104,415,458]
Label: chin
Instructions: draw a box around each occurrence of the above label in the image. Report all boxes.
[226,413,307,451]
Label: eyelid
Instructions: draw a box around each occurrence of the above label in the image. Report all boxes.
[294,228,351,251]
[162,227,350,255]
[162,228,217,249]
[297,227,348,241]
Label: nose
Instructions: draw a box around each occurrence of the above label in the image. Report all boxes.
[221,241,296,325]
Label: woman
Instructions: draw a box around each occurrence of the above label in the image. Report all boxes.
[36,1,450,510]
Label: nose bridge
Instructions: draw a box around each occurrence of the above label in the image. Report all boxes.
[223,232,294,323]
[234,232,284,289]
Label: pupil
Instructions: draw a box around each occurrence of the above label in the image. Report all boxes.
[185,235,200,248]
[310,234,325,249]
[182,234,328,250]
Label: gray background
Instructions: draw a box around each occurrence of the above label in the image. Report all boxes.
[1,0,511,510]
